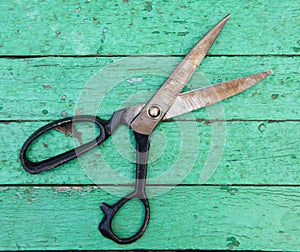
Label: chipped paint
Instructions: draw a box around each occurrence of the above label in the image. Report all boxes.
[52,186,93,194]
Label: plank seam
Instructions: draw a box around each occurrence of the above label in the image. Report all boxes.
[1,54,299,59]
[1,184,300,187]
[1,119,300,124]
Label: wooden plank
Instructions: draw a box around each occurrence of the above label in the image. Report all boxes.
[1,56,299,121]
[0,186,299,250]
[1,121,299,185]
[1,0,299,56]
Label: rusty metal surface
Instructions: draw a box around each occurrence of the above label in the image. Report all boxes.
[119,71,272,125]
[164,71,273,119]
[131,14,231,135]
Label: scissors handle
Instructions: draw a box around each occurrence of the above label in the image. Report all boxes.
[20,115,109,174]
[99,132,150,244]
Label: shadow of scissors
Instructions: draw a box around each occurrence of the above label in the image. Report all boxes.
[20,14,272,244]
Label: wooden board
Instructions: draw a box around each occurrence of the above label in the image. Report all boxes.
[0,0,299,250]
[0,186,299,250]
[1,121,299,185]
[1,0,299,55]
[1,56,299,121]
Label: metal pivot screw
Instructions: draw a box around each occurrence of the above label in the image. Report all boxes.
[147,105,161,119]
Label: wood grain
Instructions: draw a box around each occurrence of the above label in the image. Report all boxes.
[0,0,299,250]
[1,56,298,120]
[1,0,299,55]
[1,121,299,185]
[0,186,299,250]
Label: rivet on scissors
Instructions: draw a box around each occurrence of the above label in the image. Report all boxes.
[147,105,161,119]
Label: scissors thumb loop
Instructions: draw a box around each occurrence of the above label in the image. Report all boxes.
[99,191,150,244]
[99,132,151,244]
[20,115,109,174]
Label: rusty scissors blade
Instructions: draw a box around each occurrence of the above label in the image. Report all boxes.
[164,70,272,119]
[120,70,272,124]
[20,14,272,245]
[131,14,231,134]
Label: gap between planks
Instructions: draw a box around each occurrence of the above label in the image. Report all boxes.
[1,184,300,187]
[1,54,299,59]
[1,119,300,124]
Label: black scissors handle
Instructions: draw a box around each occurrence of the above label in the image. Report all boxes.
[21,116,151,244]
[20,115,110,174]
[99,132,150,244]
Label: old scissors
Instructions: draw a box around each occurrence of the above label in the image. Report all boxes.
[20,14,272,244]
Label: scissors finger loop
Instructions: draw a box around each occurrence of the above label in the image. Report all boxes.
[20,115,108,174]
[99,191,150,244]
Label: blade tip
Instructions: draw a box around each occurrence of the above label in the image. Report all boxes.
[219,14,231,26]
[223,13,231,21]
[265,70,273,76]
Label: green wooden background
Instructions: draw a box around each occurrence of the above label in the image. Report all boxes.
[0,0,299,250]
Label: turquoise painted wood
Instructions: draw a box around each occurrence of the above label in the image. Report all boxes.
[0,56,299,121]
[0,0,299,250]
[0,121,299,185]
[0,186,299,250]
[1,0,299,55]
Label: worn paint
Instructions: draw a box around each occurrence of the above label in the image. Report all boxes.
[0,186,299,250]
[0,56,298,121]
[1,1,299,55]
[0,121,299,185]
[0,0,299,250]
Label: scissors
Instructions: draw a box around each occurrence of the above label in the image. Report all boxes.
[20,14,272,244]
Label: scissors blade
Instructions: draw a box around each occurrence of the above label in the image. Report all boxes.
[131,14,231,135]
[164,70,273,119]
[120,70,272,126]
